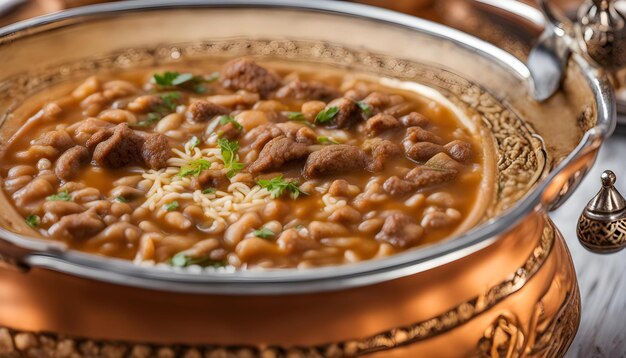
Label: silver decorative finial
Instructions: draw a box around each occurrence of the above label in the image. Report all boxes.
[577,170,626,253]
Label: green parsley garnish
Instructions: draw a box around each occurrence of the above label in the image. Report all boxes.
[177,158,211,177]
[317,136,338,145]
[217,138,245,179]
[218,115,243,132]
[284,111,313,127]
[187,136,201,150]
[202,187,216,194]
[115,196,129,203]
[295,224,306,230]
[169,252,226,268]
[162,201,179,211]
[153,71,219,93]
[253,227,276,239]
[135,92,181,127]
[355,100,373,116]
[46,190,72,202]
[315,106,339,124]
[258,175,305,199]
[25,215,40,228]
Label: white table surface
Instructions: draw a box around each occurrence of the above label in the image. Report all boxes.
[551,136,626,357]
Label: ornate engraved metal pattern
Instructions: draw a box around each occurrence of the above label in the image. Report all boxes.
[476,313,525,358]
[577,214,626,252]
[0,39,546,216]
[0,219,559,357]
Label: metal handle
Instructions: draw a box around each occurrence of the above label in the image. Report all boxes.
[576,0,626,69]
[577,170,626,253]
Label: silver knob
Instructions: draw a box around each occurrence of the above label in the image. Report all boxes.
[577,0,626,69]
[577,170,626,253]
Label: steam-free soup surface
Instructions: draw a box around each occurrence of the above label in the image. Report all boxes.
[1,58,483,269]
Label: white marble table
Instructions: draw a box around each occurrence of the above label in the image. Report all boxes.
[551,136,626,357]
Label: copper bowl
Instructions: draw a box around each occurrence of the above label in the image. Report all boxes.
[0,1,615,357]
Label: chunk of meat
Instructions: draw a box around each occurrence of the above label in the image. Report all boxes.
[368,139,403,172]
[406,126,443,144]
[193,169,229,190]
[245,123,284,151]
[303,144,369,178]
[248,136,309,174]
[406,142,444,162]
[276,80,340,101]
[400,112,430,127]
[55,146,89,180]
[375,213,423,248]
[217,122,241,140]
[364,113,401,136]
[92,123,144,168]
[444,140,472,163]
[362,92,391,109]
[48,209,105,240]
[383,166,457,196]
[221,58,281,97]
[32,130,75,152]
[425,152,463,171]
[187,100,230,122]
[324,98,360,129]
[141,133,171,170]
[277,229,320,254]
[85,128,113,153]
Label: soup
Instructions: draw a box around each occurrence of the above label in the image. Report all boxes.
[0,58,483,269]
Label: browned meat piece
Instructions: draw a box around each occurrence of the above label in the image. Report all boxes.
[369,139,403,172]
[400,112,429,127]
[141,133,171,170]
[406,127,443,144]
[55,146,89,181]
[381,176,415,196]
[375,212,423,248]
[248,136,309,174]
[362,92,391,109]
[295,126,317,144]
[33,130,75,152]
[188,100,230,121]
[425,152,463,171]
[246,123,284,151]
[406,142,444,162]
[444,140,472,163]
[48,209,105,240]
[70,118,114,135]
[275,122,306,137]
[276,80,340,101]
[324,98,360,128]
[193,169,229,190]
[383,165,457,196]
[303,144,369,178]
[221,58,281,97]
[217,122,241,140]
[92,123,144,168]
[364,113,401,136]
[85,128,113,152]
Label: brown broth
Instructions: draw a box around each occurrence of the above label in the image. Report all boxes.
[0,59,484,269]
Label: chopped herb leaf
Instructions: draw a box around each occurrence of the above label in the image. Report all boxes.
[162,201,179,212]
[159,91,181,112]
[115,196,129,203]
[46,190,72,202]
[177,158,211,177]
[284,111,313,127]
[202,187,216,194]
[25,215,40,228]
[135,112,161,127]
[253,227,275,239]
[217,138,244,179]
[317,136,338,145]
[187,136,201,150]
[295,224,305,230]
[218,115,243,131]
[355,100,373,116]
[258,175,305,199]
[169,252,226,268]
[154,71,218,94]
[315,106,339,124]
